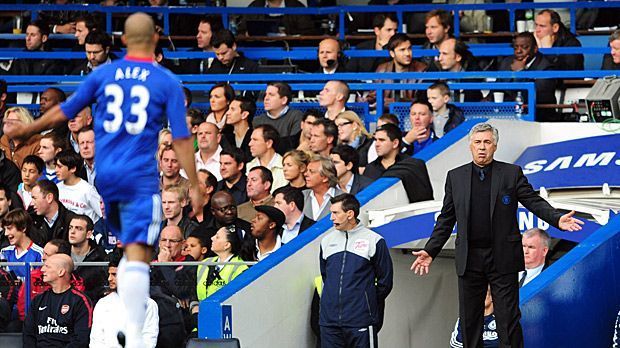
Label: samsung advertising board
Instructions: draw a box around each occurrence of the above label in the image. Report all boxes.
[514,134,620,190]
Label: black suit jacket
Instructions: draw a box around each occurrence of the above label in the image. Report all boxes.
[299,216,315,233]
[30,203,77,246]
[350,174,373,195]
[424,161,563,276]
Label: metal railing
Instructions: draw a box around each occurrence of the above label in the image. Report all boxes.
[0,46,609,60]
[0,260,257,314]
[4,76,538,121]
[1,2,619,38]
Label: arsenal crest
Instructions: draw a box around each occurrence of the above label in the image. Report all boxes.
[61,304,70,314]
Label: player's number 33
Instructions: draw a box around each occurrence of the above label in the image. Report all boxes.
[103,83,150,135]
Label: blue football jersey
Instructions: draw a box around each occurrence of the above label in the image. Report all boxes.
[1,243,44,281]
[61,56,189,200]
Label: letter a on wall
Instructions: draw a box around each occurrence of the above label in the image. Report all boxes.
[222,305,233,338]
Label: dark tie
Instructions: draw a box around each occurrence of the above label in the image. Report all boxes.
[519,270,528,288]
[479,167,486,181]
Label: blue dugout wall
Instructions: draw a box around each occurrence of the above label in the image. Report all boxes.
[521,215,620,347]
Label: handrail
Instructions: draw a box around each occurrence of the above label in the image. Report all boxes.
[5,80,537,121]
[0,260,258,314]
[0,71,612,84]
[0,261,257,267]
[0,46,608,60]
[2,2,619,39]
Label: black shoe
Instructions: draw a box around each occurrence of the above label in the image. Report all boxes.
[117,331,126,347]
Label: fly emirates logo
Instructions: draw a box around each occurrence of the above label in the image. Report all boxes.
[38,317,68,335]
[522,152,618,174]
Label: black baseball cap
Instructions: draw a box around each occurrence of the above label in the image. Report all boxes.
[255,205,285,229]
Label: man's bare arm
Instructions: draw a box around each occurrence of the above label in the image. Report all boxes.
[172,136,204,213]
[6,104,68,139]
[172,136,199,188]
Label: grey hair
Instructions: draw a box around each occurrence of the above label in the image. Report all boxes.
[610,29,620,43]
[310,154,339,188]
[469,123,499,145]
[523,228,551,248]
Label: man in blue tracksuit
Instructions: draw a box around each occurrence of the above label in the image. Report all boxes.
[319,193,393,348]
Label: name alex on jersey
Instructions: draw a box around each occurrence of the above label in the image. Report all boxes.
[115,66,150,82]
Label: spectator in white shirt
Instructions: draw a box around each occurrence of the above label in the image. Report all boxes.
[302,155,343,221]
[519,228,550,287]
[247,124,287,191]
[54,150,102,223]
[90,249,159,348]
[194,121,223,181]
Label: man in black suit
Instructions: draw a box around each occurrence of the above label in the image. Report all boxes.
[411,123,583,347]
[330,145,372,195]
[497,32,558,122]
[273,186,314,244]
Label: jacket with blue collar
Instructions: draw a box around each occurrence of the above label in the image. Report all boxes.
[319,222,393,328]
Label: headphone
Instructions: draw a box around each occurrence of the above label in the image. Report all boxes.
[319,39,347,68]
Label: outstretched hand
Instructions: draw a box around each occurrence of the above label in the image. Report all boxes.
[558,210,584,232]
[410,250,433,276]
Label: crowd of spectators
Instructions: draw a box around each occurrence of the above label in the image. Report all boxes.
[0,6,613,123]
[0,72,444,343]
[0,2,613,346]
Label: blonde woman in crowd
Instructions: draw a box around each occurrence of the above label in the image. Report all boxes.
[334,111,373,172]
[282,149,310,190]
[0,107,41,168]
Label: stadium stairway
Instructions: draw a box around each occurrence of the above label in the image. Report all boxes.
[199,119,619,347]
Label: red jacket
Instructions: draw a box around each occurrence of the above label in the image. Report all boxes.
[17,268,85,321]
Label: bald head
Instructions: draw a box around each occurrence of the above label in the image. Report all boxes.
[124,13,156,47]
[161,225,183,241]
[50,253,74,275]
[42,253,74,287]
[331,80,349,98]
[159,225,184,260]
[318,38,341,70]
[211,190,234,207]
[211,191,236,225]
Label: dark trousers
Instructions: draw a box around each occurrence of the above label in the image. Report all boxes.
[458,247,523,348]
[320,325,377,348]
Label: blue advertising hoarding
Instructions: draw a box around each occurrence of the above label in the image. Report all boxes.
[375,208,604,245]
[514,134,620,190]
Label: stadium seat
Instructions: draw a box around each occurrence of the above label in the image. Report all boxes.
[0,333,23,348]
[186,337,241,348]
